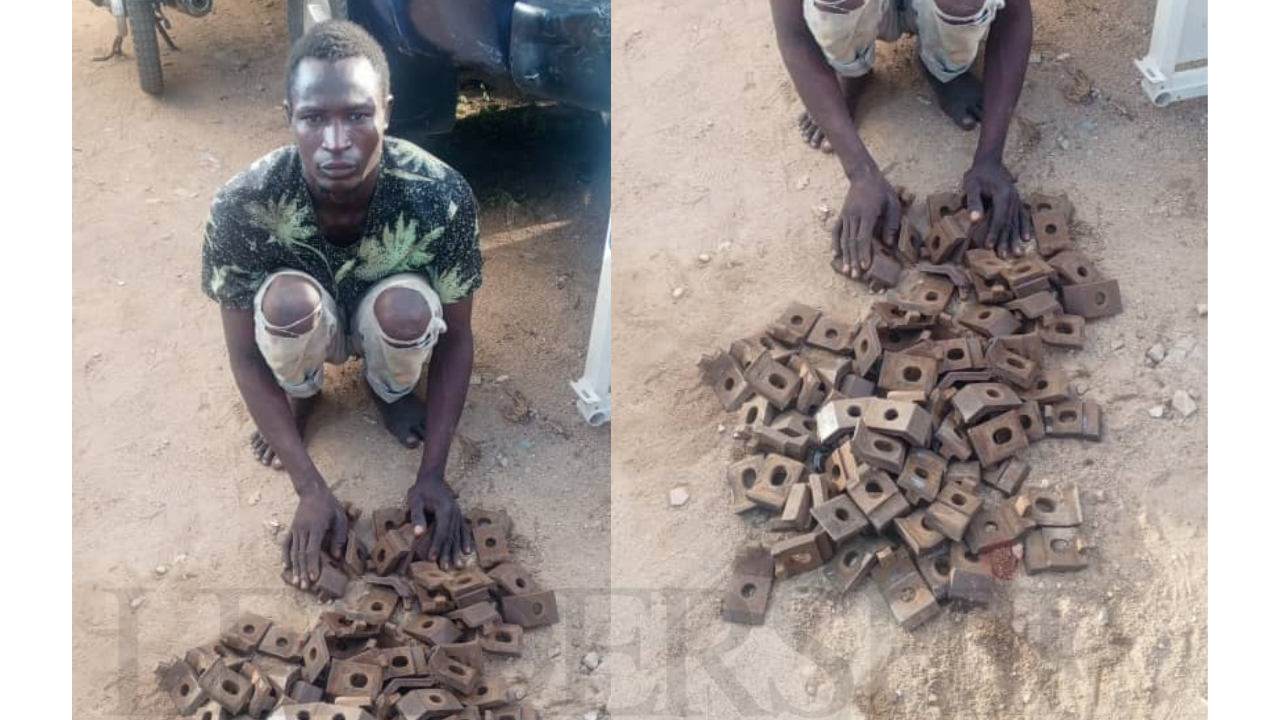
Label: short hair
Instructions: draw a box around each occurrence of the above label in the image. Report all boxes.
[284,20,391,106]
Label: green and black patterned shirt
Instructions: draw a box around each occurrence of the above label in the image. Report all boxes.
[201,136,482,312]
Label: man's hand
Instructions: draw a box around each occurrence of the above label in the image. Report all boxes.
[407,478,473,570]
[832,166,901,278]
[281,486,348,591]
[963,159,1032,259]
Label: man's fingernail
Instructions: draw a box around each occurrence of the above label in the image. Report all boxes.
[970,211,981,221]
[414,525,425,537]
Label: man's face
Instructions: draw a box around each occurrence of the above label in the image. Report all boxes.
[287,56,390,200]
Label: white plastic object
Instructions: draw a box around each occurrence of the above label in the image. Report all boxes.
[571,222,611,426]
[1133,0,1208,107]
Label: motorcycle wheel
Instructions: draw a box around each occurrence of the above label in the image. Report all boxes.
[288,0,349,44]
[125,0,164,95]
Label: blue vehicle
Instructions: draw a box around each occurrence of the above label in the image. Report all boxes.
[338,0,610,134]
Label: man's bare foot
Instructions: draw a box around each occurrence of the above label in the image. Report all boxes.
[250,393,320,470]
[797,72,873,151]
[922,60,983,130]
[368,382,427,449]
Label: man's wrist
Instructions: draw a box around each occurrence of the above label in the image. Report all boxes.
[292,471,328,498]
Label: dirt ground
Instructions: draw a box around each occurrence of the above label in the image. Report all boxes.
[611,0,1206,718]
[71,1,610,718]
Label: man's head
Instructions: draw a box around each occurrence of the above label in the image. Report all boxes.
[283,21,394,200]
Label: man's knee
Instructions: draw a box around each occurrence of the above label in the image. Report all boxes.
[935,0,987,20]
[373,286,433,344]
[261,274,322,335]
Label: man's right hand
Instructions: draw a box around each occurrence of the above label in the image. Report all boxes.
[281,485,348,591]
[831,165,901,278]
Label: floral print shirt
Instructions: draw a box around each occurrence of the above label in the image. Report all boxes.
[201,136,482,311]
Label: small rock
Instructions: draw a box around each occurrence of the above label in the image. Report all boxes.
[1097,606,1111,625]
[1056,52,1072,61]
[1057,137,1071,151]
[154,565,168,577]
[498,454,511,468]
[1195,303,1208,317]
[671,287,686,300]
[116,280,126,286]
[1147,405,1165,419]
[669,487,690,507]
[927,693,938,704]
[1145,342,1166,364]
[172,553,188,565]
[581,651,602,672]
[806,678,821,696]
[697,252,712,264]
[1072,380,1089,396]
[1011,544,1024,560]
[130,597,145,610]
[812,205,831,221]
[582,712,599,720]
[718,240,733,252]
[794,175,809,190]
[717,424,726,433]
[512,687,527,701]
[248,491,261,506]
[1111,340,1125,351]
[1172,390,1197,417]
[1187,388,1200,400]
[495,375,511,383]
[469,373,483,386]
[1029,51,1043,64]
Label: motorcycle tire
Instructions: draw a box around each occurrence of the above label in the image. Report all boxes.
[126,0,164,95]
[288,0,349,44]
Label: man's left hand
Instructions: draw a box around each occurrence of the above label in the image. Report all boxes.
[963,159,1032,259]
[407,477,473,570]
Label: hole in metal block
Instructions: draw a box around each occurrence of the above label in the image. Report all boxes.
[770,468,788,486]
[873,440,893,452]
[1060,410,1078,422]
[885,409,899,421]
[947,348,966,360]
[1045,223,1058,234]
[741,468,758,489]
[350,673,368,688]
[768,373,786,389]
[825,328,838,339]
[866,481,884,495]
[934,558,951,575]
[1050,538,1069,552]
[843,551,860,568]
[485,538,497,548]
[1095,291,1107,305]
[741,583,757,598]
[723,377,735,391]
[985,521,999,533]
[951,493,966,506]
[790,315,804,325]
[898,587,917,603]
[221,680,240,695]
[1035,498,1057,513]
[835,508,850,521]
[993,428,1013,444]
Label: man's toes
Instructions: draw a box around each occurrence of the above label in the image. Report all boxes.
[271,455,284,471]
[400,431,421,449]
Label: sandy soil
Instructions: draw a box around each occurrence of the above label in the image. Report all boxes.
[611,1,1207,718]
[71,1,610,718]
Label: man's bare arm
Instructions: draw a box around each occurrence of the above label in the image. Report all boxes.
[964,0,1034,256]
[769,0,900,275]
[407,296,476,569]
[220,308,347,588]
[769,0,873,177]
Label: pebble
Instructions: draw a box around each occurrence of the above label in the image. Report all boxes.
[1145,342,1166,364]
[154,565,168,576]
[1172,390,1198,417]
[671,287,686,299]
[581,651,601,672]
[1196,303,1208,317]
[697,252,712,264]
[469,373,483,386]
[927,693,938,704]
[812,205,831,221]
[130,597,145,610]
[1097,606,1111,625]
[512,687,527,701]
[1056,52,1072,61]
[498,455,511,468]
[806,678,820,696]
[1029,51,1042,64]
[717,424,726,433]
[116,280,126,286]
[795,175,809,190]
[173,553,188,564]
[1057,137,1071,151]
[1147,405,1165,419]
[248,492,261,506]
[583,712,599,720]
[1072,380,1089,396]
[669,487,690,507]
[495,375,511,383]
[1111,340,1125,351]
